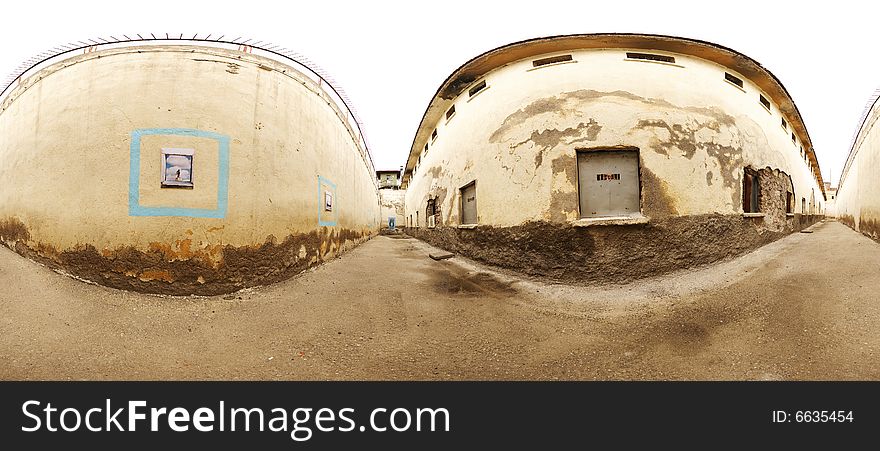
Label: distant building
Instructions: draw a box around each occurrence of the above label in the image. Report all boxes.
[824,182,838,217]
[380,189,406,231]
[377,168,402,189]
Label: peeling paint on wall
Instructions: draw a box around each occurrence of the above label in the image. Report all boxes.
[404,47,825,282]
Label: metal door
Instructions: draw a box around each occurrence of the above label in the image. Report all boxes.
[578,151,640,217]
[461,182,477,224]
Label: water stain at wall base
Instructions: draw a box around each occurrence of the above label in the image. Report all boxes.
[857,217,880,241]
[405,214,821,284]
[0,218,371,296]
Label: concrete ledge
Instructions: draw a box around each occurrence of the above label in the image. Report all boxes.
[457,224,479,229]
[429,252,454,261]
[571,215,649,227]
[742,213,765,218]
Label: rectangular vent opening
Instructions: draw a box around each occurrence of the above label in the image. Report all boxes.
[626,52,675,64]
[446,105,456,120]
[596,173,621,181]
[468,80,487,97]
[431,129,438,141]
[781,118,788,130]
[759,95,771,111]
[725,72,744,88]
[532,54,573,67]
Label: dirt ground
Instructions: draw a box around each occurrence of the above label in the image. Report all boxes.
[0,220,877,380]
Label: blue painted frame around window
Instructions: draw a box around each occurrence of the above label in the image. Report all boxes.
[317,175,338,227]
[128,128,230,218]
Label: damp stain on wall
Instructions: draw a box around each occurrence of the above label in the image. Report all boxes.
[405,213,821,285]
[0,219,370,295]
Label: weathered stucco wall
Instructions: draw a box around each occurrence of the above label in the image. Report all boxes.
[379,189,406,230]
[0,45,380,294]
[403,45,824,282]
[837,96,880,238]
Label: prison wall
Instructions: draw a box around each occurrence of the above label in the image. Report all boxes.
[0,45,380,295]
[837,97,880,238]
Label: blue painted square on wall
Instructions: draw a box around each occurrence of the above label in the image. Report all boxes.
[128,128,230,218]
[318,175,338,226]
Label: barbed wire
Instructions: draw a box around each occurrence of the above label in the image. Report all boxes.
[839,87,880,187]
[0,33,374,170]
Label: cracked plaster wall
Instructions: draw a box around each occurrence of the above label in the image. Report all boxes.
[402,48,824,280]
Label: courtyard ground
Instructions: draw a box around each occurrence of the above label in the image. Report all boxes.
[0,220,877,380]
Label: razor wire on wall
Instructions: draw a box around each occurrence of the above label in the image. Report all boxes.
[0,33,376,179]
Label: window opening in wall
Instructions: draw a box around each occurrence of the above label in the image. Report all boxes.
[725,72,744,88]
[781,118,788,130]
[626,52,675,64]
[810,190,816,215]
[446,105,456,120]
[533,54,573,67]
[431,129,438,141]
[161,148,195,189]
[416,211,420,228]
[802,198,806,213]
[791,132,797,144]
[786,191,794,214]
[426,198,437,228]
[324,191,333,212]
[468,80,487,97]
[743,168,760,213]
[424,143,429,153]
[460,181,478,225]
[759,95,771,111]
[577,149,641,218]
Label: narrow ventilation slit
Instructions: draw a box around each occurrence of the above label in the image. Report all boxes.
[468,80,487,97]
[532,54,573,67]
[725,72,743,88]
[446,105,455,120]
[626,52,675,64]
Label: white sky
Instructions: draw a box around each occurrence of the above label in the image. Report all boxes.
[2,0,877,186]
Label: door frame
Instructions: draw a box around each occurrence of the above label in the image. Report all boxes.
[575,146,642,219]
[459,180,478,225]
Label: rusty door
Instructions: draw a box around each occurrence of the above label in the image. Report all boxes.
[461,182,477,224]
[577,150,640,217]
